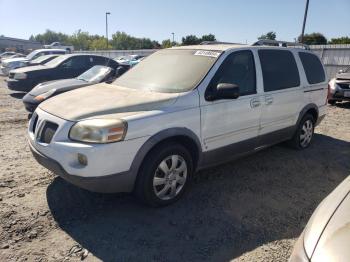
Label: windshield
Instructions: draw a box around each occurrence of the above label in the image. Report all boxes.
[26,50,41,60]
[113,49,220,93]
[343,66,350,73]
[44,55,68,67]
[77,65,111,82]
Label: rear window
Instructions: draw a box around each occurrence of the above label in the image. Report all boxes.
[299,52,325,84]
[258,49,300,92]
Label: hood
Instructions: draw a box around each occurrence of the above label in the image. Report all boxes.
[29,78,87,96]
[336,72,350,81]
[304,176,350,259]
[312,192,350,261]
[2,57,27,64]
[39,83,179,121]
[11,64,48,74]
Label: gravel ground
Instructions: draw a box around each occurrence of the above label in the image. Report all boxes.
[0,76,349,262]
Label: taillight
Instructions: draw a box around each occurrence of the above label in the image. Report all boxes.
[326,83,331,105]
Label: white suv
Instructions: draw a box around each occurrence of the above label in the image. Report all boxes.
[28,42,328,206]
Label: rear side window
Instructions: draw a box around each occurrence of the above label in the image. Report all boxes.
[258,50,300,92]
[299,52,325,84]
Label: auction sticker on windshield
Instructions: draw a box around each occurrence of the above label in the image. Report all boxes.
[194,50,221,58]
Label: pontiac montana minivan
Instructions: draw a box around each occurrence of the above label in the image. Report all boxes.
[28,42,327,206]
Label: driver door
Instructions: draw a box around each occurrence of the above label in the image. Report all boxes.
[200,50,262,162]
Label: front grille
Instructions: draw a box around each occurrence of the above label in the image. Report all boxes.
[32,114,38,134]
[337,83,350,90]
[9,72,15,79]
[38,121,58,144]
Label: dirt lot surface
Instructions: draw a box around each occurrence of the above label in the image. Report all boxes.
[0,76,349,262]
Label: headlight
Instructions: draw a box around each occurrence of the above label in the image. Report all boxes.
[69,119,127,143]
[14,72,27,80]
[34,89,56,102]
[328,79,338,90]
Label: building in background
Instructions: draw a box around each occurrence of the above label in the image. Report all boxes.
[0,36,42,53]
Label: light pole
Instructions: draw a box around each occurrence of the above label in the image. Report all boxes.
[105,12,111,49]
[171,32,175,46]
[300,0,310,43]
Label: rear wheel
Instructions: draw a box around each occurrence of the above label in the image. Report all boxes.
[289,114,315,150]
[134,143,193,207]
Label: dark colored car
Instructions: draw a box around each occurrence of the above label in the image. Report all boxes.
[328,67,350,105]
[7,54,119,92]
[22,65,128,112]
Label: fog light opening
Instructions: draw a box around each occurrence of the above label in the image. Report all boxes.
[77,153,88,166]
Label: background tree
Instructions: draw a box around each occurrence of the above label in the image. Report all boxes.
[201,34,216,42]
[162,39,172,48]
[298,32,327,45]
[29,29,69,45]
[182,35,201,45]
[258,31,277,40]
[328,36,350,44]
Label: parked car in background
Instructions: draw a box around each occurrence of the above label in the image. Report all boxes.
[44,42,74,53]
[23,65,124,112]
[28,42,327,206]
[7,54,119,92]
[4,53,25,60]
[328,66,350,105]
[289,176,350,262]
[0,51,16,62]
[21,54,61,68]
[1,49,66,75]
[115,54,145,67]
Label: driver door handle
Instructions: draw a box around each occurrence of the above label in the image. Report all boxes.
[265,95,274,105]
[250,98,261,108]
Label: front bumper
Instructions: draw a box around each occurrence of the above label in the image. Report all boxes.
[7,78,35,92]
[27,108,148,193]
[22,94,39,112]
[328,84,350,101]
[28,140,134,193]
[289,231,310,262]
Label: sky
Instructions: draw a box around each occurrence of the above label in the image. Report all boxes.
[0,0,349,44]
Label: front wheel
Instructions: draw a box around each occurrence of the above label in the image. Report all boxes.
[289,114,315,150]
[134,143,193,207]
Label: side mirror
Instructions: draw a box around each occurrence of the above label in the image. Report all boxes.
[338,69,344,74]
[206,83,240,101]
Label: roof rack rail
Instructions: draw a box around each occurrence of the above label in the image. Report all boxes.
[252,40,310,50]
[200,41,244,45]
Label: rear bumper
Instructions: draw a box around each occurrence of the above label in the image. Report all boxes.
[28,138,135,193]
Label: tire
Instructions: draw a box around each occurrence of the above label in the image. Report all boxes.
[134,142,193,207]
[289,114,315,150]
[328,99,336,105]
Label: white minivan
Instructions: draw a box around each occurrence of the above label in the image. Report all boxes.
[28,42,328,206]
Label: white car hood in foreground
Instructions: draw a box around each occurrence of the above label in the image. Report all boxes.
[303,176,350,260]
[311,192,350,261]
[39,83,179,121]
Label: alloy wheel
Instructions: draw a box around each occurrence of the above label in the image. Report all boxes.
[153,155,188,200]
[300,119,313,148]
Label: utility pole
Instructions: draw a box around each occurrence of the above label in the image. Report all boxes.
[300,0,310,43]
[171,32,175,46]
[106,12,111,49]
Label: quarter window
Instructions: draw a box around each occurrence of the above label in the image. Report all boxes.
[299,52,325,84]
[209,50,256,96]
[258,50,300,92]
